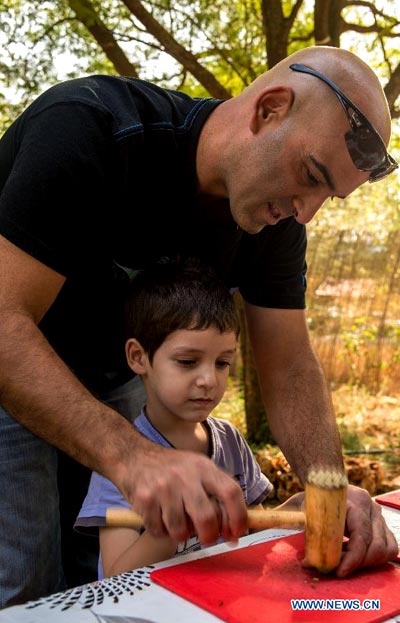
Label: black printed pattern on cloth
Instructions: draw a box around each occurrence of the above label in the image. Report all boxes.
[25,568,153,612]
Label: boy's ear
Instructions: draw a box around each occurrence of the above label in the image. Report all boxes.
[249,85,294,134]
[125,338,147,374]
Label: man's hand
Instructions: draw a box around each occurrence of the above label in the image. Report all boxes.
[337,485,399,576]
[276,485,398,575]
[118,442,248,545]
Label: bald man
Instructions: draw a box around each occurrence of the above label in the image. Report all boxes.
[0,46,397,607]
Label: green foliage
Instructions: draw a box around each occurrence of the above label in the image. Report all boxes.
[341,0,400,72]
[0,0,399,130]
[213,379,247,434]
[247,417,276,449]
[308,174,400,238]
[336,416,364,453]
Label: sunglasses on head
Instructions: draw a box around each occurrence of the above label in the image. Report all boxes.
[289,63,398,183]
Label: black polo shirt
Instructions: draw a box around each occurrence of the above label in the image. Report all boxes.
[0,75,306,394]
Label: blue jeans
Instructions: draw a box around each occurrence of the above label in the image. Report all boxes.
[0,375,146,608]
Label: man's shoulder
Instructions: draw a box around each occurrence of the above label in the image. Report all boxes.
[28,75,210,131]
[22,75,160,120]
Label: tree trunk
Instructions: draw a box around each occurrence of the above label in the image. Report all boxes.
[262,0,303,68]
[314,0,346,48]
[121,0,232,98]
[236,294,275,446]
[384,63,400,119]
[68,0,140,77]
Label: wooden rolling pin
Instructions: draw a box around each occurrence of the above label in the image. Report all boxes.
[105,506,306,531]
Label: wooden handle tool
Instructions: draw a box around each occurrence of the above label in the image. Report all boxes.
[105,507,306,531]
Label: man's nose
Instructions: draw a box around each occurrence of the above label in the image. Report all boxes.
[292,194,327,224]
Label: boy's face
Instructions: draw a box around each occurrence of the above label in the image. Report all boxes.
[137,326,237,426]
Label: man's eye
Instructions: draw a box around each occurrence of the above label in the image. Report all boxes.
[307,169,319,186]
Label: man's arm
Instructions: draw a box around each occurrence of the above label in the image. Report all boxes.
[244,303,342,479]
[0,235,247,544]
[244,302,398,574]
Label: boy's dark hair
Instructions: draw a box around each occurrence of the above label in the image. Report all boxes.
[125,258,240,362]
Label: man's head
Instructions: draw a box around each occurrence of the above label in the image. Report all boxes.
[124,258,240,364]
[288,62,396,183]
[198,46,396,234]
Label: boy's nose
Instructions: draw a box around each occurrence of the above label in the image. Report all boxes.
[196,369,217,388]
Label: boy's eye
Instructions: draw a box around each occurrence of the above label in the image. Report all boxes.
[177,359,196,366]
[216,360,231,369]
[306,169,319,186]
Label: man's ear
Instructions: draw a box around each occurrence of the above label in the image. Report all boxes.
[125,338,148,375]
[249,86,294,134]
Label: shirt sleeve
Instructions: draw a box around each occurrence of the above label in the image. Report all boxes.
[210,418,273,506]
[74,471,131,535]
[238,217,307,310]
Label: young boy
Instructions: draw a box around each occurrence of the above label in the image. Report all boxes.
[75,258,273,578]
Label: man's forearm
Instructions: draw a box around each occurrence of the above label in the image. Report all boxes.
[244,304,344,484]
[0,311,148,481]
[261,349,344,483]
[0,312,250,544]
